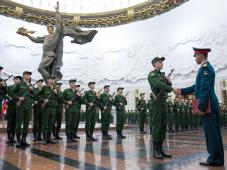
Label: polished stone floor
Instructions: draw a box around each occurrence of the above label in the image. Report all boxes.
[0,128,226,170]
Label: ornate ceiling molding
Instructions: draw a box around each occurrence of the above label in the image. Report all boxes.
[0,0,188,28]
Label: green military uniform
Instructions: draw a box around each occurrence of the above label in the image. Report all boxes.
[99,90,113,139]
[167,100,174,133]
[147,97,154,134]
[224,106,227,126]
[187,102,193,130]
[83,85,98,141]
[33,86,43,141]
[136,94,147,134]
[53,88,63,140]
[13,73,34,147]
[148,57,172,159]
[73,86,83,138]
[173,100,180,132]
[0,79,7,120]
[6,84,17,143]
[38,84,58,144]
[61,87,79,142]
[113,88,127,138]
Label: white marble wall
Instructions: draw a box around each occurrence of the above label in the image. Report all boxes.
[1,0,227,109]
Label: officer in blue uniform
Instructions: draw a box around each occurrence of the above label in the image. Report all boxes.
[178,47,224,167]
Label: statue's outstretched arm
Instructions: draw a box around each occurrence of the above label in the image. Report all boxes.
[27,35,45,43]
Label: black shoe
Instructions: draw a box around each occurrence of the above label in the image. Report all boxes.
[42,134,48,145]
[22,134,30,147]
[90,136,97,141]
[161,151,172,158]
[199,162,223,167]
[153,142,164,159]
[153,150,164,159]
[86,137,92,141]
[70,134,77,142]
[73,134,80,139]
[16,140,23,148]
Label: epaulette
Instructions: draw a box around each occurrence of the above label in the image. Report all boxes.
[202,62,208,67]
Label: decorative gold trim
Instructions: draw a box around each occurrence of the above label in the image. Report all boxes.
[127,8,134,22]
[14,6,23,16]
[0,0,189,28]
[73,16,80,25]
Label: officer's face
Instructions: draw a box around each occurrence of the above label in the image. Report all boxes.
[48,78,55,85]
[37,81,43,87]
[89,84,95,89]
[75,86,80,90]
[14,78,20,84]
[118,89,123,94]
[104,87,110,93]
[195,53,203,64]
[141,95,145,99]
[154,60,163,70]
[69,82,75,88]
[23,73,30,81]
[47,26,54,35]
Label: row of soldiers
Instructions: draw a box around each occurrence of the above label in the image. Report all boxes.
[0,69,128,148]
[136,94,202,135]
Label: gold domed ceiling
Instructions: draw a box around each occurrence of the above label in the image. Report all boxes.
[0,0,188,28]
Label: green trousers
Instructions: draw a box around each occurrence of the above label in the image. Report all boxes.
[101,108,112,132]
[65,107,77,136]
[74,109,80,134]
[15,104,32,135]
[139,111,146,131]
[6,103,16,134]
[33,104,42,135]
[152,101,167,143]
[42,107,56,134]
[116,109,126,131]
[85,106,97,135]
[167,111,174,129]
[53,106,63,134]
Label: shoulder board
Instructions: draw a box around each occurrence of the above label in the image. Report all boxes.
[202,63,208,67]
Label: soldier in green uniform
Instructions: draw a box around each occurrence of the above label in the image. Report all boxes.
[6,76,21,144]
[13,71,34,147]
[53,82,63,140]
[32,79,44,141]
[73,84,83,139]
[180,98,187,131]
[38,75,58,145]
[83,82,99,141]
[136,93,147,134]
[188,99,193,130]
[147,94,154,134]
[178,98,184,131]
[148,57,173,159]
[173,98,180,132]
[113,87,127,139]
[98,85,114,139]
[61,79,78,142]
[167,96,174,133]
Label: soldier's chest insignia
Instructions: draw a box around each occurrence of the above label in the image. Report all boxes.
[203,70,209,76]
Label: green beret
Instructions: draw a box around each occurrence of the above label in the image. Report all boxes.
[88,82,95,86]
[47,75,55,79]
[104,85,110,88]
[117,87,124,91]
[36,79,44,83]
[14,76,22,80]
[69,79,76,83]
[151,57,165,65]
[23,71,32,75]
